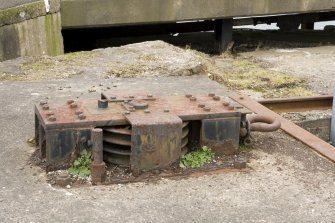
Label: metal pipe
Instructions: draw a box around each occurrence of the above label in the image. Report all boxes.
[92,128,103,164]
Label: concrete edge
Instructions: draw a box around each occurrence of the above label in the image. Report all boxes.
[0,0,60,27]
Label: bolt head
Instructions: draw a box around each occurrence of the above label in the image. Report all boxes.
[239,96,244,100]
[228,106,234,110]
[75,110,83,115]
[204,107,211,112]
[190,97,197,101]
[129,95,135,99]
[222,102,230,106]
[198,103,205,108]
[70,103,78,108]
[124,111,130,115]
[185,94,192,98]
[42,104,49,110]
[67,99,74,105]
[46,111,54,116]
[78,114,86,120]
[144,109,150,113]
[164,109,169,113]
[213,96,220,101]
[208,93,215,97]
[147,94,153,98]
[110,96,117,100]
[40,101,47,106]
[47,115,56,122]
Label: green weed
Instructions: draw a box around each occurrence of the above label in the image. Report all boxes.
[180,146,215,168]
[68,149,92,177]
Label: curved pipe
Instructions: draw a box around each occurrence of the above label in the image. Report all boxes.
[247,114,281,132]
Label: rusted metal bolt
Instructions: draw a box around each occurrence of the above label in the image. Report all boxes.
[164,109,169,113]
[78,114,86,120]
[185,94,192,98]
[239,96,244,100]
[198,103,205,108]
[208,93,215,97]
[129,95,135,99]
[128,105,134,109]
[213,96,221,101]
[98,99,108,109]
[40,101,47,106]
[222,102,230,106]
[204,107,211,112]
[67,99,74,105]
[190,97,197,101]
[46,111,54,116]
[48,115,56,122]
[144,109,150,113]
[147,94,153,98]
[70,103,78,108]
[110,96,117,100]
[75,110,82,115]
[124,111,130,115]
[42,104,49,110]
[228,106,235,110]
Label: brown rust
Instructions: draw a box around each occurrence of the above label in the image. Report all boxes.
[231,95,335,163]
[247,114,281,132]
[257,95,332,113]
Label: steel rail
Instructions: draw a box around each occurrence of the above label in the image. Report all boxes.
[257,95,332,113]
[232,95,335,163]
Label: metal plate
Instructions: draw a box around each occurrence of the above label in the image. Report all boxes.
[125,111,182,172]
[201,117,241,155]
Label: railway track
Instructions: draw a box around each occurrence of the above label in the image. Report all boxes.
[257,95,332,113]
[232,95,335,163]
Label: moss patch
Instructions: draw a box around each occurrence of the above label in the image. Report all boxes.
[202,54,315,98]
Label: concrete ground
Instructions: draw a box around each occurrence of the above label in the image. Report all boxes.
[0,74,334,222]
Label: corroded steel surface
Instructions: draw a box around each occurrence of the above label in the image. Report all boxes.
[257,95,333,113]
[35,91,248,171]
[231,95,335,163]
[247,114,281,132]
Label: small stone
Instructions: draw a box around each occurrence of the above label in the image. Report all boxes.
[66,185,71,189]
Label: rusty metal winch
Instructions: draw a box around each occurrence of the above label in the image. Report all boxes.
[34,90,280,177]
